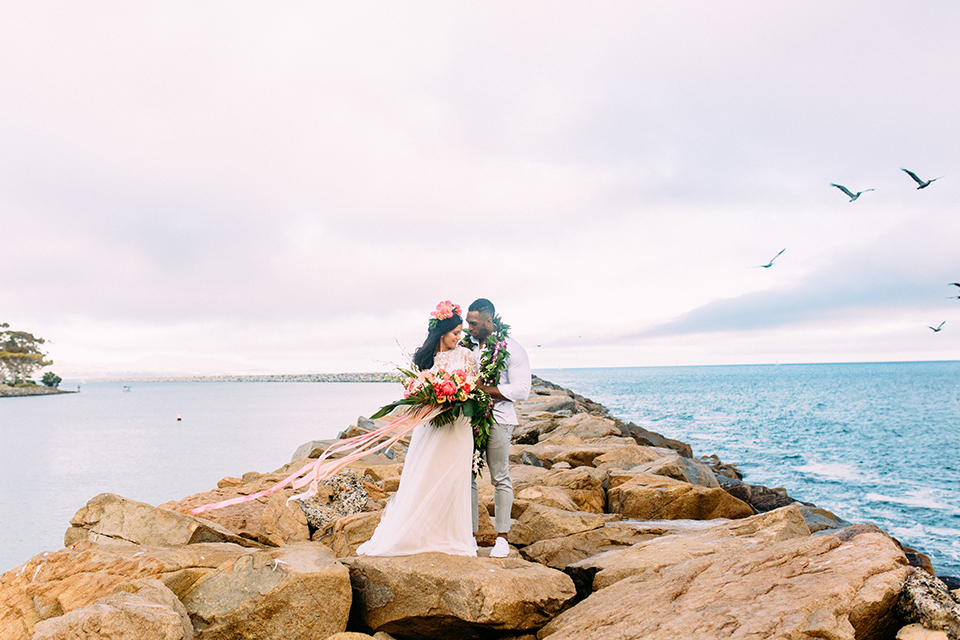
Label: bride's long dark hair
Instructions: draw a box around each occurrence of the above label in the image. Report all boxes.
[412,314,462,371]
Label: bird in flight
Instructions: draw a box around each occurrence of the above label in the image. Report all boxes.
[902,168,942,189]
[830,183,874,202]
[929,321,945,332]
[755,249,785,269]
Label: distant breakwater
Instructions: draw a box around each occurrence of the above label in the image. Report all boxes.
[92,372,401,383]
[0,385,76,398]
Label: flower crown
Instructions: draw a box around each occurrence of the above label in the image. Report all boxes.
[428,300,462,331]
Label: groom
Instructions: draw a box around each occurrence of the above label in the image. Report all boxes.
[464,298,531,558]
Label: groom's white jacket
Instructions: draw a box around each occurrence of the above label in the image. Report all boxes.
[469,336,531,426]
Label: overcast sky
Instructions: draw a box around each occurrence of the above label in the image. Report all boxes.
[2,1,958,376]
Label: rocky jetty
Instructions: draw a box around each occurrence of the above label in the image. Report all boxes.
[0,384,74,398]
[3,374,958,639]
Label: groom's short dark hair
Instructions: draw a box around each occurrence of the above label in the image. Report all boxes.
[468,298,495,317]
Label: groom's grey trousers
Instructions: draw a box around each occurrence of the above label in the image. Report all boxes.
[471,420,514,534]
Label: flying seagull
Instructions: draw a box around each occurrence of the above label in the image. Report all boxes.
[755,248,785,269]
[929,321,945,332]
[830,183,874,202]
[901,168,943,189]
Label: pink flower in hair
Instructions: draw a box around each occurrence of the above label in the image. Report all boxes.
[430,300,461,322]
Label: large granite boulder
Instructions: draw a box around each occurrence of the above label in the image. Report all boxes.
[161,469,311,541]
[590,445,663,470]
[520,522,659,570]
[31,578,193,640]
[181,543,351,640]
[330,511,383,557]
[66,493,263,549]
[536,414,622,443]
[514,486,580,512]
[513,502,605,543]
[513,467,606,514]
[0,541,252,639]
[630,452,721,488]
[510,437,638,469]
[347,553,576,639]
[567,505,812,594]
[258,492,311,546]
[606,472,753,520]
[516,393,577,418]
[541,528,912,640]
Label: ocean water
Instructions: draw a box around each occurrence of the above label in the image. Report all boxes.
[2,363,959,578]
[540,361,960,577]
[0,381,401,572]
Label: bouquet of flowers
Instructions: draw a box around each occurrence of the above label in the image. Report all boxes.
[370,366,494,460]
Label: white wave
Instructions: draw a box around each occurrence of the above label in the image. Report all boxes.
[794,460,868,483]
[863,490,960,514]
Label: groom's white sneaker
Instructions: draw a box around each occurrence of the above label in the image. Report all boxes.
[490,536,510,558]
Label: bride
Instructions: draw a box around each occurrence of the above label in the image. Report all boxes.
[357,301,479,557]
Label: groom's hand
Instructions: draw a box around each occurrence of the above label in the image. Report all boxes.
[479,383,507,401]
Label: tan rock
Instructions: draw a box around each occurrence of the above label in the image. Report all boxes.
[0,541,252,639]
[32,595,189,640]
[331,511,383,557]
[509,465,551,486]
[537,413,621,443]
[515,467,606,514]
[326,634,377,640]
[510,437,636,469]
[357,462,404,483]
[515,486,580,511]
[348,553,576,638]
[514,502,604,543]
[590,445,664,469]
[258,492,310,546]
[568,505,812,593]
[606,472,753,520]
[181,543,350,640]
[897,623,950,640]
[66,493,262,549]
[30,578,193,640]
[520,522,659,570]
[516,394,577,417]
[632,453,720,488]
[476,500,498,548]
[160,475,300,541]
[539,530,911,640]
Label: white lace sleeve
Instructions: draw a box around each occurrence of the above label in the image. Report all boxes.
[431,346,478,376]
[461,346,479,377]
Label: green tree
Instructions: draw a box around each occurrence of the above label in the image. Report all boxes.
[0,323,53,385]
[41,371,62,388]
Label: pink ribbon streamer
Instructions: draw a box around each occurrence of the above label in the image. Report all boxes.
[189,405,442,516]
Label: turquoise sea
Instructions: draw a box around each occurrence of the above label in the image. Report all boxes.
[541,361,960,577]
[2,362,958,577]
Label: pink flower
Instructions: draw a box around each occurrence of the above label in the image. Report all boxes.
[439,380,457,397]
[430,300,461,321]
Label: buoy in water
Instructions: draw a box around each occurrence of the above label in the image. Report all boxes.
[177,412,182,421]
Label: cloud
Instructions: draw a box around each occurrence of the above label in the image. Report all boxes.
[1,1,959,373]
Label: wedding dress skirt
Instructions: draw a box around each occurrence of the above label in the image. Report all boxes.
[357,412,477,557]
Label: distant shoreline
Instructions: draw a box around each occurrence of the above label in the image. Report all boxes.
[0,385,77,398]
[88,373,401,383]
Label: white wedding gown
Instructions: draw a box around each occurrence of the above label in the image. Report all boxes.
[357,345,478,557]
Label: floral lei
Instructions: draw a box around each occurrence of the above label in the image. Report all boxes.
[461,316,511,386]
[461,316,511,475]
